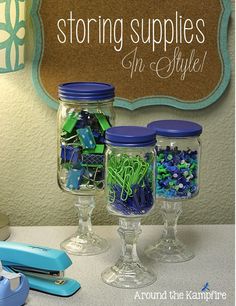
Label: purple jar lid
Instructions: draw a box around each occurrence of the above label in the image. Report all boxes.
[58,82,115,101]
[147,120,203,137]
[105,126,156,147]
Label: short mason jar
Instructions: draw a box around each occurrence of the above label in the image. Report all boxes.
[105,126,156,217]
[57,82,115,196]
[147,120,202,200]
[102,126,157,289]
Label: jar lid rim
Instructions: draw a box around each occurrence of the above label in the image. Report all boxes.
[58,82,115,101]
[105,126,156,147]
[147,120,203,137]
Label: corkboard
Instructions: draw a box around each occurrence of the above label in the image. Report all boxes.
[31,0,231,110]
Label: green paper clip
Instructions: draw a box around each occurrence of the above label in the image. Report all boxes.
[108,167,125,186]
[95,113,111,131]
[63,112,78,133]
[108,155,151,202]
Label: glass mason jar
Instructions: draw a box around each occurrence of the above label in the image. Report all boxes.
[57,82,115,256]
[145,120,203,263]
[58,82,115,195]
[152,125,201,201]
[102,126,157,289]
[106,146,156,217]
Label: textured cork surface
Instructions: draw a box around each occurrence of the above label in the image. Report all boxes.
[39,0,222,102]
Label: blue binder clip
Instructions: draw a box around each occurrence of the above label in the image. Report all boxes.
[0,269,29,306]
[77,127,96,149]
[66,168,85,190]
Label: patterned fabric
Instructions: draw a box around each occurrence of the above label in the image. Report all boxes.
[0,0,25,73]
[82,154,104,165]
[66,168,85,190]
[77,127,96,149]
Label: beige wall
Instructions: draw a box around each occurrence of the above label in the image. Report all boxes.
[0,2,234,226]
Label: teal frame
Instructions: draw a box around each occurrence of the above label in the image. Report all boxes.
[31,0,232,111]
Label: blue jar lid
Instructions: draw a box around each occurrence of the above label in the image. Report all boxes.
[105,126,156,147]
[58,82,115,101]
[147,120,203,137]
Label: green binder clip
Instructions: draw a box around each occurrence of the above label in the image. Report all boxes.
[63,112,78,133]
[95,113,111,132]
[83,144,105,155]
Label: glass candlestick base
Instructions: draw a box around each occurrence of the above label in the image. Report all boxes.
[145,201,194,263]
[102,218,156,289]
[60,196,109,256]
[145,238,194,263]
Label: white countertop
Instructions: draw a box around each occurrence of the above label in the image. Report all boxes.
[7,225,235,306]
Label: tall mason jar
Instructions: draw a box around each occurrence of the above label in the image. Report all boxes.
[57,82,115,255]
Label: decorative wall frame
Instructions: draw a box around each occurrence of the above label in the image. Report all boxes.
[31,0,231,110]
[0,0,26,73]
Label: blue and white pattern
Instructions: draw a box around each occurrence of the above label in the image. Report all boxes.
[77,127,96,149]
[0,0,25,73]
[82,154,104,166]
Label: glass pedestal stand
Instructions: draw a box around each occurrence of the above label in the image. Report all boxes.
[0,213,10,241]
[145,201,194,263]
[102,218,156,288]
[60,195,109,256]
